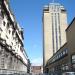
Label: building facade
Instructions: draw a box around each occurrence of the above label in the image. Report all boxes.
[45,18,75,74]
[43,3,67,69]
[31,66,43,74]
[66,17,75,72]
[0,0,29,74]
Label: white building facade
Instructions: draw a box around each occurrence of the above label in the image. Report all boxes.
[43,3,67,68]
[0,0,28,73]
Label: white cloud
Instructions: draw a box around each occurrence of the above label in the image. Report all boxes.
[31,57,43,66]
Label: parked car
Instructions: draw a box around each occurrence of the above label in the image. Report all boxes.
[62,72,75,75]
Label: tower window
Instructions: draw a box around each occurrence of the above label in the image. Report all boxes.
[3,21,5,26]
[9,30,11,34]
[6,35,8,39]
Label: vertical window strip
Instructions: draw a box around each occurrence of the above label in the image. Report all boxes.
[58,13,61,46]
[52,13,55,54]
[55,13,58,51]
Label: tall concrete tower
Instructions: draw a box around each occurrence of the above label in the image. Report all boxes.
[43,3,67,67]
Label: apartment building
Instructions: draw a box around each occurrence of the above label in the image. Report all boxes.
[31,66,43,74]
[0,0,29,73]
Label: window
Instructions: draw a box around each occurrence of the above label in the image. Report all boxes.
[59,54,61,58]
[7,22,9,29]
[12,30,15,35]
[6,35,8,39]
[1,57,4,68]
[1,10,4,18]
[58,13,61,46]
[3,21,5,26]
[65,49,68,54]
[11,42,13,45]
[72,64,75,68]
[0,45,1,50]
[51,13,55,53]
[10,57,12,62]
[9,30,11,34]
[63,51,65,55]
[16,42,18,45]
[72,55,75,64]
[0,27,2,32]
[5,54,8,58]
[55,13,58,51]
[61,52,63,57]
[65,65,69,70]
[2,40,6,44]
[0,9,1,15]
[57,55,58,59]
[57,6,60,11]
[18,44,19,47]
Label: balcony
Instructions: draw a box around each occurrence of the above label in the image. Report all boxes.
[0,37,6,46]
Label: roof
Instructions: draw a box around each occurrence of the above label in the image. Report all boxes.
[66,17,75,31]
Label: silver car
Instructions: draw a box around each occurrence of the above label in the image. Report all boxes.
[62,72,75,75]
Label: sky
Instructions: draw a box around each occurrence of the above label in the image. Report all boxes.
[10,0,75,65]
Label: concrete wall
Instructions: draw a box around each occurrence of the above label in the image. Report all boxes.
[43,10,53,67]
[43,3,67,67]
